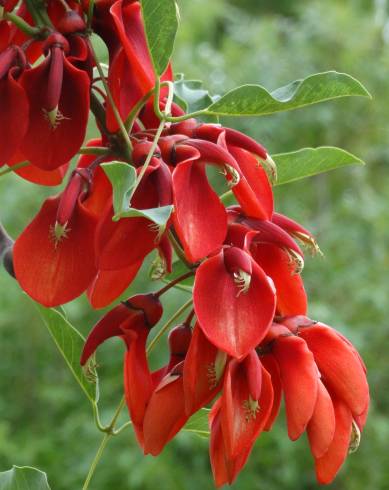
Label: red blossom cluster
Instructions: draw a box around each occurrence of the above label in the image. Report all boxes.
[0,0,369,487]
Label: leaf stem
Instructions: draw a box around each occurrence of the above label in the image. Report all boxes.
[124,87,155,132]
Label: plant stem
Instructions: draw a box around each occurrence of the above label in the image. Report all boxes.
[82,396,126,489]
[0,161,29,178]
[147,298,193,354]
[124,87,154,132]
[78,146,111,156]
[3,12,40,37]
[82,432,110,490]
[88,41,133,158]
[155,270,195,297]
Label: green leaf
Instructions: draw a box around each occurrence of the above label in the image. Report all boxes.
[101,162,136,216]
[182,408,210,439]
[35,304,98,404]
[0,466,51,490]
[115,205,174,238]
[205,71,371,117]
[273,146,365,186]
[141,0,179,76]
[173,74,218,122]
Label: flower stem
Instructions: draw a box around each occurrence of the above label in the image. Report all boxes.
[0,161,30,178]
[78,146,111,156]
[147,298,193,354]
[155,270,195,297]
[88,41,133,158]
[3,12,41,37]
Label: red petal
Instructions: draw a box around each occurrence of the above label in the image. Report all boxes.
[81,303,134,365]
[251,243,307,316]
[221,360,273,458]
[307,379,336,458]
[183,324,223,415]
[13,196,97,306]
[299,324,369,416]
[0,72,29,164]
[20,57,89,170]
[87,260,143,309]
[272,334,318,440]
[8,149,69,186]
[96,203,158,270]
[172,160,227,262]
[142,373,188,456]
[193,250,275,359]
[261,354,282,431]
[315,397,353,484]
[123,327,153,447]
[228,146,273,219]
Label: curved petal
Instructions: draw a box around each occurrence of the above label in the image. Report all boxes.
[251,243,307,316]
[299,324,369,416]
[87,260,143,309]
[228,146,273,219]
[172,160,227,262]
[315,397,353,484]
[14,196,97,307]
[20,57,90,170]
[221,359,273,458]
[307,379,336,458]
[272,334,318,440]
[0,72,29,164]
[193,249,275,359]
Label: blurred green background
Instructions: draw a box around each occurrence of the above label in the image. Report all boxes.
[1,0,388,488]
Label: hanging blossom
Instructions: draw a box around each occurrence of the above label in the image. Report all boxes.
[0,0,369,487]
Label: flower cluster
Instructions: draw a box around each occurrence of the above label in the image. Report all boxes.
[0,0,369,487]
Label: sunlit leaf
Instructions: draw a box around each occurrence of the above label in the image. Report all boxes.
[205,71,371,116]
[273,146,365,185]
[0,466,51,490]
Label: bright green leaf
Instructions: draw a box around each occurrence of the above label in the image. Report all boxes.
[35,304,98,404]
[205,71,371,117]
[101,162,136,216]
[182,408,210,439]
[0,466,51,490]
[273,146,365,186]
[141,0,179,76]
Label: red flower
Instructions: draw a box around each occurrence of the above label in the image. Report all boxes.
[193,247,276,359]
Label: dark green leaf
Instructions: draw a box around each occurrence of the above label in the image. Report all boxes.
[101,162,136,216]
[273,146,365,185]
[35,305,98,404]
[182,408,210,438]
[0,466,51,490]
[141,0,179,76]
[205,71,371,116]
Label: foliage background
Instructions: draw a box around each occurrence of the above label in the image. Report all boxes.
[1,0,388,488]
